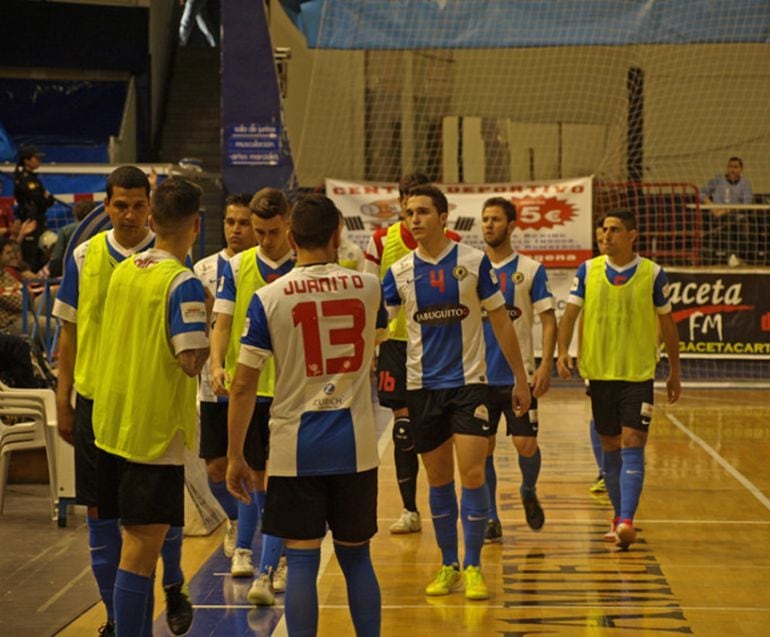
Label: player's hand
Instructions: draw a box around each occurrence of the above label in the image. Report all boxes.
[511,383,531,418]
[666,375,681,404]
[532,364,551,398]
[211,365,230,396]
[56,400,76,446]
[556,352,574,379]
[148,167,158,191]
[226,456,255,504]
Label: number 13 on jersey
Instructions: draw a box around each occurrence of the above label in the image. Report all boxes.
[292,299,366,377]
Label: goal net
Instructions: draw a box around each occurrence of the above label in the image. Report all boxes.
[272,0,770,385]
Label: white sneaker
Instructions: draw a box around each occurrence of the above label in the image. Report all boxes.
[231,548,254,578]
[223,519,238,558]
[272,556,287,593]
[389,509,421,534]
[248,573,275,606]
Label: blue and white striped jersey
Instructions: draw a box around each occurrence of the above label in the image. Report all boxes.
[238,263,388,478]
[383,241,504,390]
[483,251,555,385]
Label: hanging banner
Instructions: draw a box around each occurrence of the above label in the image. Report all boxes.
[326,177,592,268]
[667,269,770,359]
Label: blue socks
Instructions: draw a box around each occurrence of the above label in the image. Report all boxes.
[518,447,541,495]
[461,485,490,569]
[87,516,122,621]
[208,479,238,520]
[236,490,260,549]
[590,420,603,473]
[485,455,498,522]
[142,573,155,637]
[259,534,284,575]
[620,447,645,521]
[429,482,459,567]
[114,569,150,637]
[602,449,622,518]
[284,548,321,637]
[334,544,381,637]
[160,527,183,587]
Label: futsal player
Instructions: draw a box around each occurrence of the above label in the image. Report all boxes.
[91,177,209,636]
[480,197,556,541]
[209,187,293,605]
[364,172,461,535]
[193,194,257,577]
[226,194,387,637]
[382,185,531,600]
[54,166,193,636]
[557,209,681,549]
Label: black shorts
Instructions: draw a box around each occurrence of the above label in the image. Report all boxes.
[376,340,407,409]
[262,468,378,543]
[406,384,490,454]
[96,450,185,526]
[589,380,654,436]
[487,385,539,437]
[74,393,98,506]
[199,400,270,471]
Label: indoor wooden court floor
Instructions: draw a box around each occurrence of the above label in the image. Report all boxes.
[59,385,770,636]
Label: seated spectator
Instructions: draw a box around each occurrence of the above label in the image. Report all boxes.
[48,200,96,277]
[0,181,16,238]
[0,237,24,334]
[700,157,752,266]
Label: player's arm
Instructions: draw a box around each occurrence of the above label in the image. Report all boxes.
[533,309,556,398]
[658,312,681,404]
[556,303,581,378]
[169,273,210,377]
[226,294,270,504]
[487,305,531,416]
[226,362,260,504]
[55,320,77,445]
[209,312,232,394]
[210,260,237,394]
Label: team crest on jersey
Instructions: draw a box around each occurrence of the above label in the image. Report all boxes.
[414,304,470,325]
[506,304,522,321]
[512,271,525,284]
[452,265,468,280]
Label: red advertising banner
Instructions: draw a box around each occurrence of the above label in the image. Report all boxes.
[327,177,593,268]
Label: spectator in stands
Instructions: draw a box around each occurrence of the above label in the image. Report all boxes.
[701,157,752,266]
[49,200,97,277]
[0,180,17,238]
[14,146,54,271]
[0,237,24,334]
[179,0,217,47]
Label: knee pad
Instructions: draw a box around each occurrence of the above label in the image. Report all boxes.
[392,417,415,452]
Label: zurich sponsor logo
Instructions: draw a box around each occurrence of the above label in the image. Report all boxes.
[323,382,336,395]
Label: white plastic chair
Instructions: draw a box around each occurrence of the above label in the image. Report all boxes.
[0,388,59,518]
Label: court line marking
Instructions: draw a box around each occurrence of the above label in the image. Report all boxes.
[665,412,770,512]
[269,418,395,637]
[37,565,92,613]
[191,602,770,613]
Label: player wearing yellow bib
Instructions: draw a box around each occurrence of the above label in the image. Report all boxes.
[557,209,681,549]
[92,178,210,636]
[210,188,294,605]
[53,166,193,636]
[193,194,257,577]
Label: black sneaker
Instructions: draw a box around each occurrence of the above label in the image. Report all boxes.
[97,620,115,637]
[484,519,503,543]
[522,493,545,531]
[164,581,194,635]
